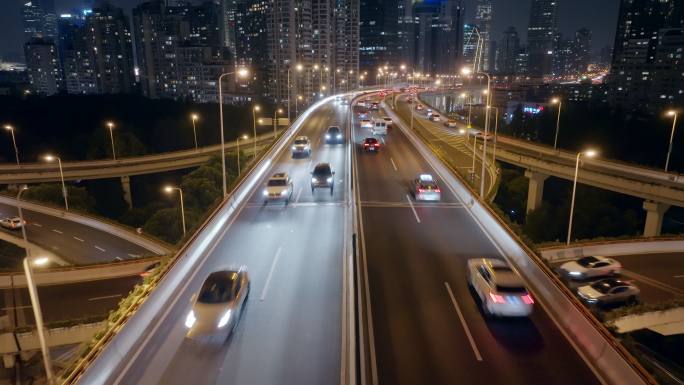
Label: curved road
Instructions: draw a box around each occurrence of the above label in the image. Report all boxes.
[353,100,601,385]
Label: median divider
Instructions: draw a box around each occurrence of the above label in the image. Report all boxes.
[385,103,655,385]
[538,237,684,263]
[61,95,343,385]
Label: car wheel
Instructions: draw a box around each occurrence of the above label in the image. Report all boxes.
[627,296,638,305]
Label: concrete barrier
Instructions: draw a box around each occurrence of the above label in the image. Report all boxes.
[538,238,684,262]
[385,104,652,385]
[0,196,171,255]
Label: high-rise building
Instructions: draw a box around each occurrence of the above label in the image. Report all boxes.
[527,0,558,77]
[571,28,592,74]
[235,0,270,94]
[497,26,520,75]
[359,0,411,73]
[474,0,492,71]
[609,0,682,109]
[24,38,62,95]
[551,33,573,77]
[463,23,478,69]
[332,0,360,89]
[23,1,58,41]
[86,4,135,94]
[413,0,464,75]
[58,11,97,94]
[650,27,683,105]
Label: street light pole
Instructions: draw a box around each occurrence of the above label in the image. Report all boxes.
[164,186,185,235]
[190,114,199,150]
[17,186,55,384]
[552,98,562,149]
[567,150,597,245]
[44,155,68,211]
[252,105,260,159]
[3,125,20,164]
[218,68,249,197]
[479,74,492,198]
[236,135,248,176]
[106,122,116,160]
[492,106,499,165]
[665,110,678,172]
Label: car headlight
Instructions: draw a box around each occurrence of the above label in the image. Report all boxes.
[305,145,310,149]
[326,177,333,183]
[217,309,232,328]
[292,146,296,150]
[185,310,196,328]
[312,177,318,183]
[568,271,583,277]
[336,134,342,139]
[280,190,288,196]
[325,134,331,139]
[263,190,269,196]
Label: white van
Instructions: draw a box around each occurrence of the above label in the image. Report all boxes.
[372,119,388,135]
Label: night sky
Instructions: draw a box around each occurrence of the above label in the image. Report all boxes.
[0,0,621,61]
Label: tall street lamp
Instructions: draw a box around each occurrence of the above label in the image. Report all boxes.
[190,113,199,150]
[252,104,260,158]
[567,149,598,245]
[106,121,116,160]
[665,110,678,172]
[43,155,68,211]
[491,106,500,166]
[218,67,250,196]
[3,124,20,164]
[551,97,562,149]
[462,66,492,198]
[164,186,186,235]
[16,185,55,384]
[273,108,283,137]
[236,134,248,176]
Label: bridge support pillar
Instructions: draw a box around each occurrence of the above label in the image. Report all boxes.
[121,175,133,209]
[643,200,670,237]
[524,170,549,214]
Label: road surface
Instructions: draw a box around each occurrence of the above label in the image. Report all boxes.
[353,100,601,385]
[106,99,350,385]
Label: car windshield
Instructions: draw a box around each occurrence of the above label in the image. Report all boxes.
[198,271,238,304]
[365,138,378,144]
[267,179,287,186]
[328,127,340,133]
[496,285,527,294]
[577,256,599,267]
[419,183,438,190]
[591,279,620,294]
[313,165,332,176]
[294,139,308,145]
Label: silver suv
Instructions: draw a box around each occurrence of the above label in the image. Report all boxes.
[291,136,311,157]
[311,163,335,195]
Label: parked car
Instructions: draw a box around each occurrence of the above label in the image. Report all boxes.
[577,278,640,306]
[559,256,622,280]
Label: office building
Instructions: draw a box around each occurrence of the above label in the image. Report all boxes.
[474,0,492,71]
[24,38,62,95]
[571,28,592,74]
[463,23,478,69]
[23,1,58,41]
[235,0,270,94]
[527,0,559,77]
[58,11,97,94]
[414,0,464,75]
[497,26,520,75]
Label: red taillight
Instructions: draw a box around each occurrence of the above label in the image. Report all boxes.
[434,188,441,193]
[489,293,505,304]
[522,294,534,305]
[374,143,380,147]
[363,143,368,147]
[418,188,425,193]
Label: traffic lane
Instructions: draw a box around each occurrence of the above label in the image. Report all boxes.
[111,101,346,385]
[0,275,140,327]
[0,203,153,264]
[613,252,684,291]
[157,205,344,385]
[356,123,600,385]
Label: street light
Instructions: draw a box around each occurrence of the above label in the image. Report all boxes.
[3,124,20,164]
[252,105,260,158]
[106,121,116,160]
[43,155,68,211]
[163,186,186,235]
[236,134,248,176]
[16,186,55,384]
[665,110,678,172]
[218,67,250,196]
[490,106,500,165]
[190,114,199,150]
[273,108,283,137]
[551,97,562,149]
[567,149,598,245]
[462,66,492,198]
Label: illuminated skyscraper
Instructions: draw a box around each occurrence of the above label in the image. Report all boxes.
[527,0,559,77]
[474,0,492,71]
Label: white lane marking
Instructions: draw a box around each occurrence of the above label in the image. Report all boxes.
[88,294,122,301]
[444,282,483,362]
[32,223,42,227]
[260,246,283,301]
[51,229,63,234]
[94,245,106,252]
[72,236,84,242]
[405,194,421,224]
[128,253,140,258]
[674,275,684,278]
[114,256,123,261]
[379,136,386,145]
[295,187,303,204]
[390,157,398,171]
[1,305,32,311]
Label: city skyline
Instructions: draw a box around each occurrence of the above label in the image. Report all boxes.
[0,0,620,60]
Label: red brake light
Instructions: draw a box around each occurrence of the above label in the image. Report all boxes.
[489,293,505,304]
[522,294,534,305]
[434,188,441,193]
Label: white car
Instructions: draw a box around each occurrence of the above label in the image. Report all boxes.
[430,113,441,122]
[381,116,393,127]
[467,258,534,317]
[577,278,640,306]
[559,256,622,280]
[360,119,373,129]
[372,120,388,135]
[291,136,311,157]
[263,173,293,203]
[185,267,250,341]
[0,217,25,230]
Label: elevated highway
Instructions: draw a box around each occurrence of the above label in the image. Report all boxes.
[420,92,684,236]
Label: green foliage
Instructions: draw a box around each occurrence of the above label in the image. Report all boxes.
[118,202,166,228]
[22,183,97,213]
[604,300,684,323]
[86,129,147,160]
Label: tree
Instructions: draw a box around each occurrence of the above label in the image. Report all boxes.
[22,183,97,213]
